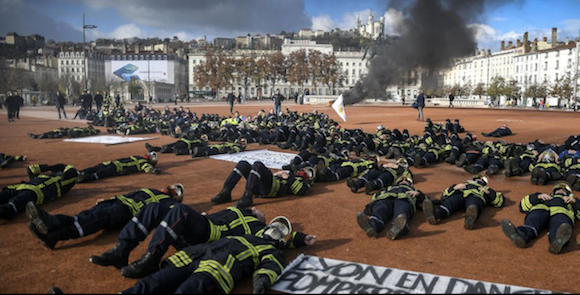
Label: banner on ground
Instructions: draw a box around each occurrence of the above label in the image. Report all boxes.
[210,149,296,169]
[271,254,556,294]
[332,94,347,122]
[63,135,152,145]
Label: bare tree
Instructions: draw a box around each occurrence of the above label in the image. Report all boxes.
[287,49,309,94]
[234,52,256,99]
[252,55,268,99]
[265,51,287,96]
[320,53,342,95]
[486,76,506,106]
[308,50,323,95]
[472,83,486,100]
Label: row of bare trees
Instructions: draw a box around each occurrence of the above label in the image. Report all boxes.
[425,75,577,108]
[193,49,346,98]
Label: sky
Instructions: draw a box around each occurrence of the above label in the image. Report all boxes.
[1,0,579,52]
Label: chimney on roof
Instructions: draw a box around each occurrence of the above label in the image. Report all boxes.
[565,37,570,45]
[552,27,557,47]
[487,49,491,55]
[508,41,513,48]
[523,32,529,53]
[517,39,521,47]
[134,43,140,54]
[163,41,169,54]
[122,41,127,54]
[532,38,538,52]
[501,40,505,50]
[543,36,548,42]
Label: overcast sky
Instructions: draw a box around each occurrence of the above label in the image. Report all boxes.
[1,0,579,51]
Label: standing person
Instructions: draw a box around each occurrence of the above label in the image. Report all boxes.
[226,91,235,114]
[401,94,405,105]
[448,93,455,108]
[103,91,112,110]
[115,93,121,108]
[273,88,283,117]
[13,91,23,119]
[5,91,14,122]
[31,96,37,108]
[85,89,93,111]
[94,91,103,113]
[416,90,426,121]
[55,91,68,119]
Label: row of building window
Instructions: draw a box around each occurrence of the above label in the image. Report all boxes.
[112,55,168,61]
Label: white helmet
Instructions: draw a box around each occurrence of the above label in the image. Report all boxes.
[377,124,385,131]
[262,216,292,245]
[169,183,184,202]
[145,151,158,166]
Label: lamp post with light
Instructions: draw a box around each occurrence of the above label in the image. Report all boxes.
[83,13,97,91]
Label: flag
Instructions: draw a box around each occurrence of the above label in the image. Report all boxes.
[332,94,347,122]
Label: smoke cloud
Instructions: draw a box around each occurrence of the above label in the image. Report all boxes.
[343,0,518,105]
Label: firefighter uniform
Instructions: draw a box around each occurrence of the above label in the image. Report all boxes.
[501,185,580,254]
[422,179,504,229]
[358,181,427,240]
[0,164,76,220]
[221,160,310,201]
[27,188,179,249]
[121,234,290,294]
[191,142,246,157]
[78,156,157,182]
[0,153,26,169]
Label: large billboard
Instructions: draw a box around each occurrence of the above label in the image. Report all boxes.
[110,60,173,84]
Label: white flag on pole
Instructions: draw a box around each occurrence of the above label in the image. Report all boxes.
[331,94,347,122]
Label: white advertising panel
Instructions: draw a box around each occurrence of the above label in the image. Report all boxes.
[110,60,173,84]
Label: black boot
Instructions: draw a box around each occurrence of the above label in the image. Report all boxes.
[365,180,381,195]
[346,177,359,193]
[121,252,162,279]
[89,242,134,269]
[25,201,60,235]
[0,156,15,169]
[28,221,57,250]
[211,188,232,204]
[235,190,254,208]
[445,153,457,164]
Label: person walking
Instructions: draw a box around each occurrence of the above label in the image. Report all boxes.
[5,91,15,122]
[55,91,68,119]
[13,91,23,119]
[416,90,426,121]
[94,91,103,113]
[448,93,455,108]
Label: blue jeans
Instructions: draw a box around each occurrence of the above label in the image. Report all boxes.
[275,104,281,116]
[417,107,424,120]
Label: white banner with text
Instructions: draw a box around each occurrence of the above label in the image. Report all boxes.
[271,254,556,294]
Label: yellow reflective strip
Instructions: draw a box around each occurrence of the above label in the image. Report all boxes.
[254,268,277,284]
[521,196,533,211]
[261,254,284,272]
[550,207,575,221]
[231,236,260,267]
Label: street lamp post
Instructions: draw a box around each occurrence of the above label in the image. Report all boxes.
[573,30,580,111]
[82,13,97,91]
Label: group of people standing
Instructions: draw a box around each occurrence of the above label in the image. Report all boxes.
[3,91,24,122]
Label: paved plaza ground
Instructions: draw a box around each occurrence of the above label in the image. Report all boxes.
[0,101,579,293]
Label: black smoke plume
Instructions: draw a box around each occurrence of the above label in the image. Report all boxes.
[343,0,517,105]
